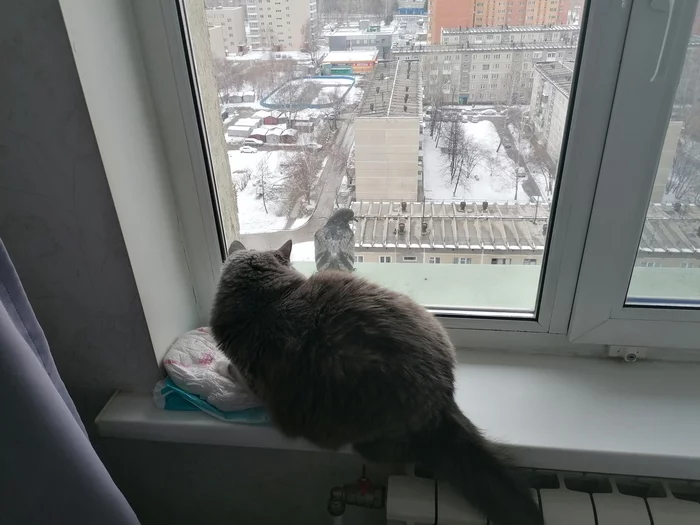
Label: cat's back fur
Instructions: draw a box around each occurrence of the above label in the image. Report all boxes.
[211,241,542,525]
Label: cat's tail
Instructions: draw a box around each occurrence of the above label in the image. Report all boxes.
[413,403,542,525]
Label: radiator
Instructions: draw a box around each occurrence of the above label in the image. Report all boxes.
[386,471,700,525]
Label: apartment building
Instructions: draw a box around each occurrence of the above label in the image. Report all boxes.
[529,61,572,163]
[441,24,578,46]
[206,6,246,54]
[429,0,572,44]
[328,24,397,60]
[247,0,317,51]
[531,61,685,200]
[355,60,423,202]
[350,201,700,269]
[394,40,577,104]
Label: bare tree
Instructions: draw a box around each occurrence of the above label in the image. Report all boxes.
[301,19,322,67]
[441,117,465,182]
[666,140,700,202]
[255,155,278,213]
[278,151,324,213]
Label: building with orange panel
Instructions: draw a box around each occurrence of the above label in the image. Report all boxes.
[428,0,474,44]
[429,0,572,43]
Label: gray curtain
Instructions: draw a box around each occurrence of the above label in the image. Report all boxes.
[0,239,140,525]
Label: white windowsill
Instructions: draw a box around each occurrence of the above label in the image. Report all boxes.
[97,350,700,479]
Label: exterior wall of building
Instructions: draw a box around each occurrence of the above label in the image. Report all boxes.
[355,118,420,201]
[441,26,579,46]
[355,249,544,265]
[208,25,227,60]
[400,44,576,104]
[428,0,474,44]
[206,6,246,52]
[430,0,571,43]
[529,66,569,163]
[248,0,314,51]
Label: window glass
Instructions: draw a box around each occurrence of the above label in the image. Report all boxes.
[626,10,700,307]
[185,0,587,312]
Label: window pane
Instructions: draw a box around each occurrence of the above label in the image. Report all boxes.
[626,11,700,308]
[183,0,587,312]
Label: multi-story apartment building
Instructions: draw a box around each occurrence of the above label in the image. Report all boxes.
[206,7,246,54]
[350,201,700,269]
[429,0,572,44]
[247,0,317,51]
[441,24,578,46]
[355,60,423,202]
[530,61,684,202]
[394,38,577,104]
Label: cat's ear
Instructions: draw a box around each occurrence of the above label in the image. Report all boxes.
[277,240,293,261]
[228,240,246,256]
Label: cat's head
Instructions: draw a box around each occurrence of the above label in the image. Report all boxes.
[222,239,294,276]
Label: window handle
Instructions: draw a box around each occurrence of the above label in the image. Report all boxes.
[649,0,676,82]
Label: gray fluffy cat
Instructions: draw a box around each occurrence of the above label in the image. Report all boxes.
[210,240,541,525]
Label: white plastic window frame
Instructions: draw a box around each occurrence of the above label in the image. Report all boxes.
[569,0,700,350]
[62,0,684,357]
[128,0,633,351]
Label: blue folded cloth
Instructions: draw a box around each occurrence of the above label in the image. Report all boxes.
[153,378,269,424]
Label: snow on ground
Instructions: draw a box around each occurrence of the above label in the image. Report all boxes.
[229,150,289,234]
[423,121,528,203]
[292,216,310,229]
[290,241,316,262]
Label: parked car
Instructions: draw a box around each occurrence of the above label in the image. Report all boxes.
[480,109,498,116]
[305,143,322,151]
[239,146,258,153]
[244,138,263,146]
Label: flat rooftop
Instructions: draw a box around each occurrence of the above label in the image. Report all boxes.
[443,24,579,35]
[393,42,577,54]
[535,61,575,97]
[322,50,378,63]
[350,201,700,253]
[331,26,396,37]
[358,59,422,118]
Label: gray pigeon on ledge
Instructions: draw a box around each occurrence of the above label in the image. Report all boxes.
[314,208,357,272]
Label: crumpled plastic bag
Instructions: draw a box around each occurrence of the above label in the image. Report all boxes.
[161,327,262,413]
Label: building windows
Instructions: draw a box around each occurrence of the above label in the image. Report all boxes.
[681,262,695,269]
[403,256,418,262]
[491,258,512,265]
[429,257,441,264]
[454,257,472,264]
[355,255,364,263]
[523,259,538,265]
[640,261,661,268]
[482,74,489,80]
[379,256,392,263]
[482,64,490,70]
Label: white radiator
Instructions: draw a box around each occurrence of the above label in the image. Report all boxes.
[386,472,700,525]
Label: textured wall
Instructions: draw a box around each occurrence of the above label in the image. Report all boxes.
[0,0,161,397]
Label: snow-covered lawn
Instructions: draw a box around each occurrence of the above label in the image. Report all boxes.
[423,121,528,203]
[229,150,289,234]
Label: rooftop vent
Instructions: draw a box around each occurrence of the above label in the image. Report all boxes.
[401,201,407,212]
[398,222,406,234]
[421,222,428,235]
[673,202,682,213]
[482,201,488,211]
[460,201,466,211]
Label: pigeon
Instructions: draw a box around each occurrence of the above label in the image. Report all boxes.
[314,208,358,272]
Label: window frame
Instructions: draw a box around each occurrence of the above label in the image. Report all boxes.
[60,0,700,358]
[568,0,700,349]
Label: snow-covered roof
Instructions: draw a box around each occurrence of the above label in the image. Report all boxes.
[253,110,271,118]
[267,127,284,137]
[323,50,378,64]
[250,128,269,136]
[350,201,700,253]
[281,128,298,136]
[235,117,261,127]
[443,25,579,35]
